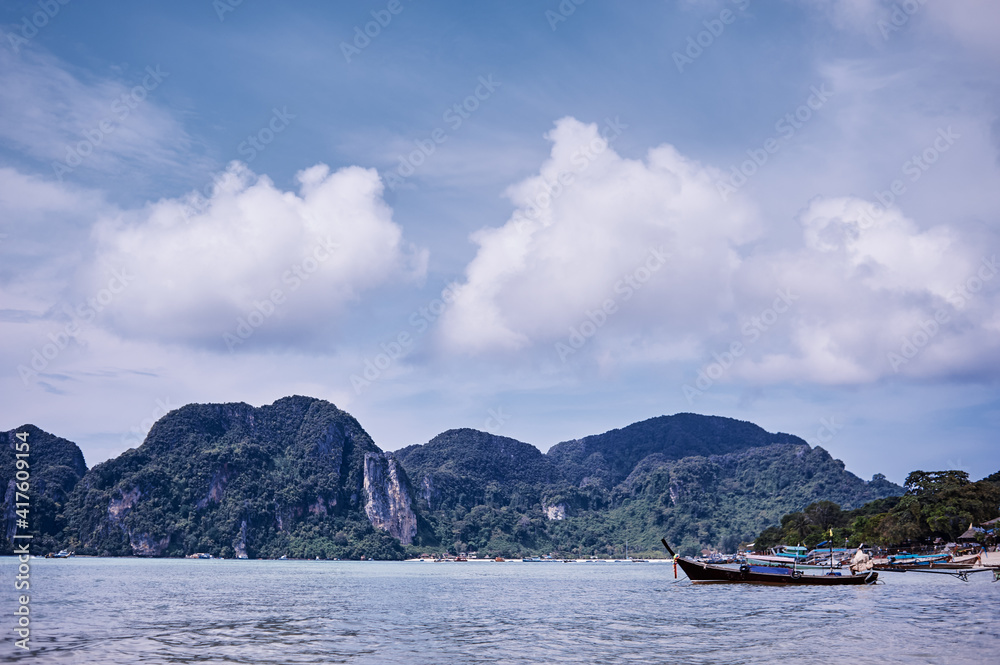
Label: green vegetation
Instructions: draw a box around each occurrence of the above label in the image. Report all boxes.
[3,400,910,559]
[397,419,903,558]
[0,425,88,555]
[755,470,1000,549]
[61,396,407,560]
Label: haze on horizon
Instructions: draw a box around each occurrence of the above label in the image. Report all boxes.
[1,0,999,485]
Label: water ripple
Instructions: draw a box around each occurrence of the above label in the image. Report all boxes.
[1,559,997,664]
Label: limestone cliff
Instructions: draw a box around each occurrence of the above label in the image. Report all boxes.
[363,453,417,545]
[62,396,407,559]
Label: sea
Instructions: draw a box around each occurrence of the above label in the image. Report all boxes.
[2,557,997,664]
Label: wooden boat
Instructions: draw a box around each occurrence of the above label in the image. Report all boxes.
[873,562,998,582]
[746,554,841,571]
[886,552,950,565]
[661,539,878,586]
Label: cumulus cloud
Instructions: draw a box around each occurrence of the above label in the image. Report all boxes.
[439,118,1000,385]
[732,197,1000,383]
[438,116,760,356]
[85,162,427,348]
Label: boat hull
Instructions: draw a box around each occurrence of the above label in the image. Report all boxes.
[746,556,841,571]
[676,558,878,585]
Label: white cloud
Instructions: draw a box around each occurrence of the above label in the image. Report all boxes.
[439,118,1000,385]
[733,197,1000,384]
[796,0,1000,57]
[0,167,112,305]
[85,162,427,348]
[924,0,1000,61]
[439,117,760,355]
[0,47,198,183]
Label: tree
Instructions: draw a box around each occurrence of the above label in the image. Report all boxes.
[904,470,970,496]
[804,501,845,530]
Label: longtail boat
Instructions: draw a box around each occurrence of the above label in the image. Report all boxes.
[886,552,950,565]
[661,539,878,586]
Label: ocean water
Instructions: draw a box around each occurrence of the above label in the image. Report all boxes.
[2,558,997,664]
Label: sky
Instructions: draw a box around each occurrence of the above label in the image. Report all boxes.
[1,0,998,485]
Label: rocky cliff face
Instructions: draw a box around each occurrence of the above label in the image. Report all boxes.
[363,453,417,545]
[8,401,909,558]
[62,396,408,558]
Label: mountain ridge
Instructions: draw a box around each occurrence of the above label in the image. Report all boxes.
[2,398,904,557]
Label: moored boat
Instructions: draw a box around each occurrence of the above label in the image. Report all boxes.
[886,552,950,566]
[746,554,842,570]
[662,539,878,585]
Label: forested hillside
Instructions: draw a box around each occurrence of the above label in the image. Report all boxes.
[2,402,905,558]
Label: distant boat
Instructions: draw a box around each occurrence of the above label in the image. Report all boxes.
[52,550,73,558]
[522,556,542,562]
[494,557,505,562]
[885,552,950,566]
[762,545,810,560]
[279,555,288,560]
[662,539,878,585]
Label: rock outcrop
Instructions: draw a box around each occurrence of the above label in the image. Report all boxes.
[363,453,418,545]
[61,396,407,558]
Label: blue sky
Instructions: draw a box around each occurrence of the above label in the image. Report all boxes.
[2,0,999,484]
